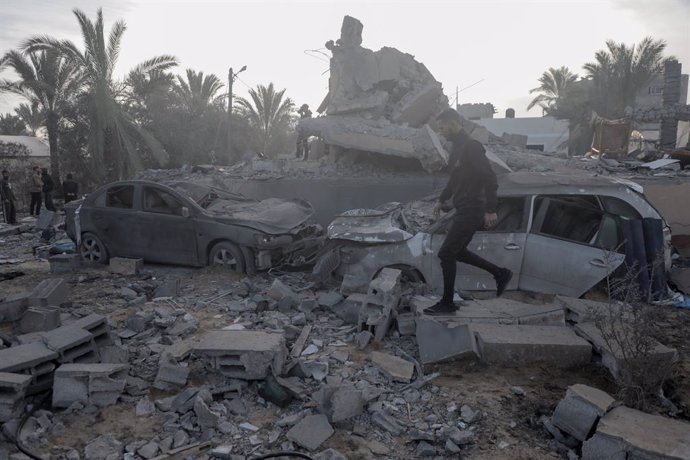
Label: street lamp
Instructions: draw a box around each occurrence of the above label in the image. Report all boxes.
[227,65,247,162]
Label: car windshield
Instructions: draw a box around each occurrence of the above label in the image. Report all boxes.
[163,182,250,209]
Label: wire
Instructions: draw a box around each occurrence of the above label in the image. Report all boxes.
[235,75,254,91]
[249,452,315,460]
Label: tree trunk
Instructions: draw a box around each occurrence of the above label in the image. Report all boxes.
[46,112,62,195]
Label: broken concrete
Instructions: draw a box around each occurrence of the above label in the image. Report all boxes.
[552,384,616,441]
[473,324,592,368]
[0,292,29,322]
[286,414,334,451]
[415,317,475,364]
[109,257,143,276]
[19,305,61,333]
[52,363,128,408]
[370,351,414,382]
[0,372,32,422]
[582,406,690,460]
[358,268,402,341]
[192,330,287,379]
[49,254,82,273]
[28,278,69,307]
[314,383,365,423]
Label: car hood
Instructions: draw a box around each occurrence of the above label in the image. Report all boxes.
[327,208,414,243]
[207,197,315,235]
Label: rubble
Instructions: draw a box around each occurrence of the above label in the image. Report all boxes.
[52,363,128,408]
[286,414,334,450]
[109,257,143,276]
[358,267,402,341]
[552,384,617,441]
[370,351,415,382]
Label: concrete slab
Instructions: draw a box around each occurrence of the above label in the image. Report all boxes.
[49,254,81,274]
[553,384,616,441]
[286,414,334,451]
[28,278,69,307]
[19,306,60,333]
[314,384,365,423]
[415,317,476,364]
[68,314,111,348]
[0,343,58,373]
[53,363,128,408]
[109,257,143,276]
[582,406,690,460]
[574,322,677,380]
[370,351,414,382]
[555,296,618,323]
[193,330,287,379]
[473,324,592,368]
[0,292,29,322]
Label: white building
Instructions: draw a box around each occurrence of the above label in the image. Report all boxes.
[475,116,570,154]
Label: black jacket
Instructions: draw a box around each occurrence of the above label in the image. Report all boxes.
[42,173,54,193]
[63,180,79,197]
[1,178,16,202]
[439,130,498,213]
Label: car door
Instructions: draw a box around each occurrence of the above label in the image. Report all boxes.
[519,195,626,297]
[89,184,138,258]
[428,196,529,293]
[132,185,198,265]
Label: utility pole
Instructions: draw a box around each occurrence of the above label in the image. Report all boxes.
[227,65,246,162]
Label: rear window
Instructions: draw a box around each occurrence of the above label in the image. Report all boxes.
[106,185,134,209]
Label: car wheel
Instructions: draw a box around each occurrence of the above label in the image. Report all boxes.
[385,264,425,285]
[209,241,246,273]
[80,232,109,264]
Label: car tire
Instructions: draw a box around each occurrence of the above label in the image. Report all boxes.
[385,264,424,285]
[209,241,246,273]
[80,232,109,264]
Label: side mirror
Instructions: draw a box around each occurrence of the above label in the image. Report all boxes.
[181,207,190,218]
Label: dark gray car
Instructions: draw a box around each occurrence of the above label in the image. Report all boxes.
[64,180,324,273]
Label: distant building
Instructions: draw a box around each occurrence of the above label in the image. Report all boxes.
[456,103,496,120]
[476,116,569,154]
[0,135,50,161]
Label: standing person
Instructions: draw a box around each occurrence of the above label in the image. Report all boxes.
[424,108,512,315]
[41,168,55,211]
[62,173,79,203]
[29,166,43,216]
[1,169,17,224]
[295,104,312,160]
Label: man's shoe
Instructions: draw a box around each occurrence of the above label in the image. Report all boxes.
[495,268,513,297]
[423,300,459,316]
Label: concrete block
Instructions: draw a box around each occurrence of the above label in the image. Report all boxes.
[415,317,476,364]
[371,410,404,436]
[574,322,677,380]
[340,274,369,295]
[28,279,69,307]
[109,257,143,276]
[582,406,690,460]
[331,293,366,324]
[49,254,81,274]
[19,306,60,333]
[193,330,287,380]
[553,384,616,441]
[0,343,58,373]
[473,324,592,368]
[0,373,32,422]
[314,384,365,423]
[286,414,334,451]
[267,279,297,301]
[98,345,129,364]
[153,363,189,390]
[52,363,128,408]
[38,326,98,363]
[0,292,29,322]
[396,312,416,336]
[317,291,344,308]
[556,296,616,323]
[358,301,394,342]
[367,268,402,310]
[370,351,414,382]
[153,279,180,299]
[69,314,112,349]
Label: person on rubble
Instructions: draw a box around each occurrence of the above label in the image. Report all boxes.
[1,169,17,224]
[41,167,56,211]
[29,165,43,216]
[62,173,79,203]
[295,104,312,160]
[424,108,513,315]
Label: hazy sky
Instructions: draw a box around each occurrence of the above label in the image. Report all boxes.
[1,0,688,118]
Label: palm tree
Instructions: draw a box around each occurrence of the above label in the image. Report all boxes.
[0,49,82,185]
[235,83,295,154]
[583,37,668,117]
[174,69,225,115]
[23,8,178,181]
[15,101,45,135]
[527,66,579,114]
[0,113,27,135]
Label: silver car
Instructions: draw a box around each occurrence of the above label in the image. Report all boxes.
[318,172,671,298]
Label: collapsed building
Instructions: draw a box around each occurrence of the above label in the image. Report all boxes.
[298,16,452,172]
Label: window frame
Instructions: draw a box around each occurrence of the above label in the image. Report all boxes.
[141,186,186,216]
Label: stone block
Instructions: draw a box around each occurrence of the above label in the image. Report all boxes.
[314,384,365,423]
[19,306,61,333]
[574,322,677,380]
[415,317,476,364]
[340,274,369,295]
[582,406,690,460]
[286,414,334,451]
[193,330,287,380]
[396,312,416,336]
[37,326,98,364]
[0,343,58,373]
[49,254,81,274]
[69,314,112,349]
[367,268,402,310]
[153,279,180,299]
[0,292,29,322]
[28,278,69,307]
[317,291,344,308]
[0,373,32,422]
[553,384,616,441]
[52,363,128,408]
[109,257,143,276]
[153,363,190,390]
[370,351,414,382]
[331,293,366,324]
[473,324,592,368]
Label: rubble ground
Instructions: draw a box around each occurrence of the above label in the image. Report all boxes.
[1,222,689,460]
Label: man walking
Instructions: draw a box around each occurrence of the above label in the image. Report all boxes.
[41,168,55,211]
[424,108,512,315]
[29,166,43,216]
[1,170,17,224]
[62,173,79,203]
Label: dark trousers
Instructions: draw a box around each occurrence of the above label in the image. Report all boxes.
[2,200,16,224]
[438,210,502,302]
[30,192,42,216]
[65,193,77,203]
[44,192,55,211]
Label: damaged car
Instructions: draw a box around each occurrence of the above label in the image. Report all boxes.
[64,180,324,273]
[315,172,672,298]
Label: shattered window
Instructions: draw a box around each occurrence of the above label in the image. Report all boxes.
[491,197,526,232]
[599,196,640,220]
[105,185,134,209]
[143,187,184,216]
[534,196,603,245]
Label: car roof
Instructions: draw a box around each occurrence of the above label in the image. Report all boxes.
[497,172,640,195]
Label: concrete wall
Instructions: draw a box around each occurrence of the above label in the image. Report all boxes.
[475,117,569,154]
